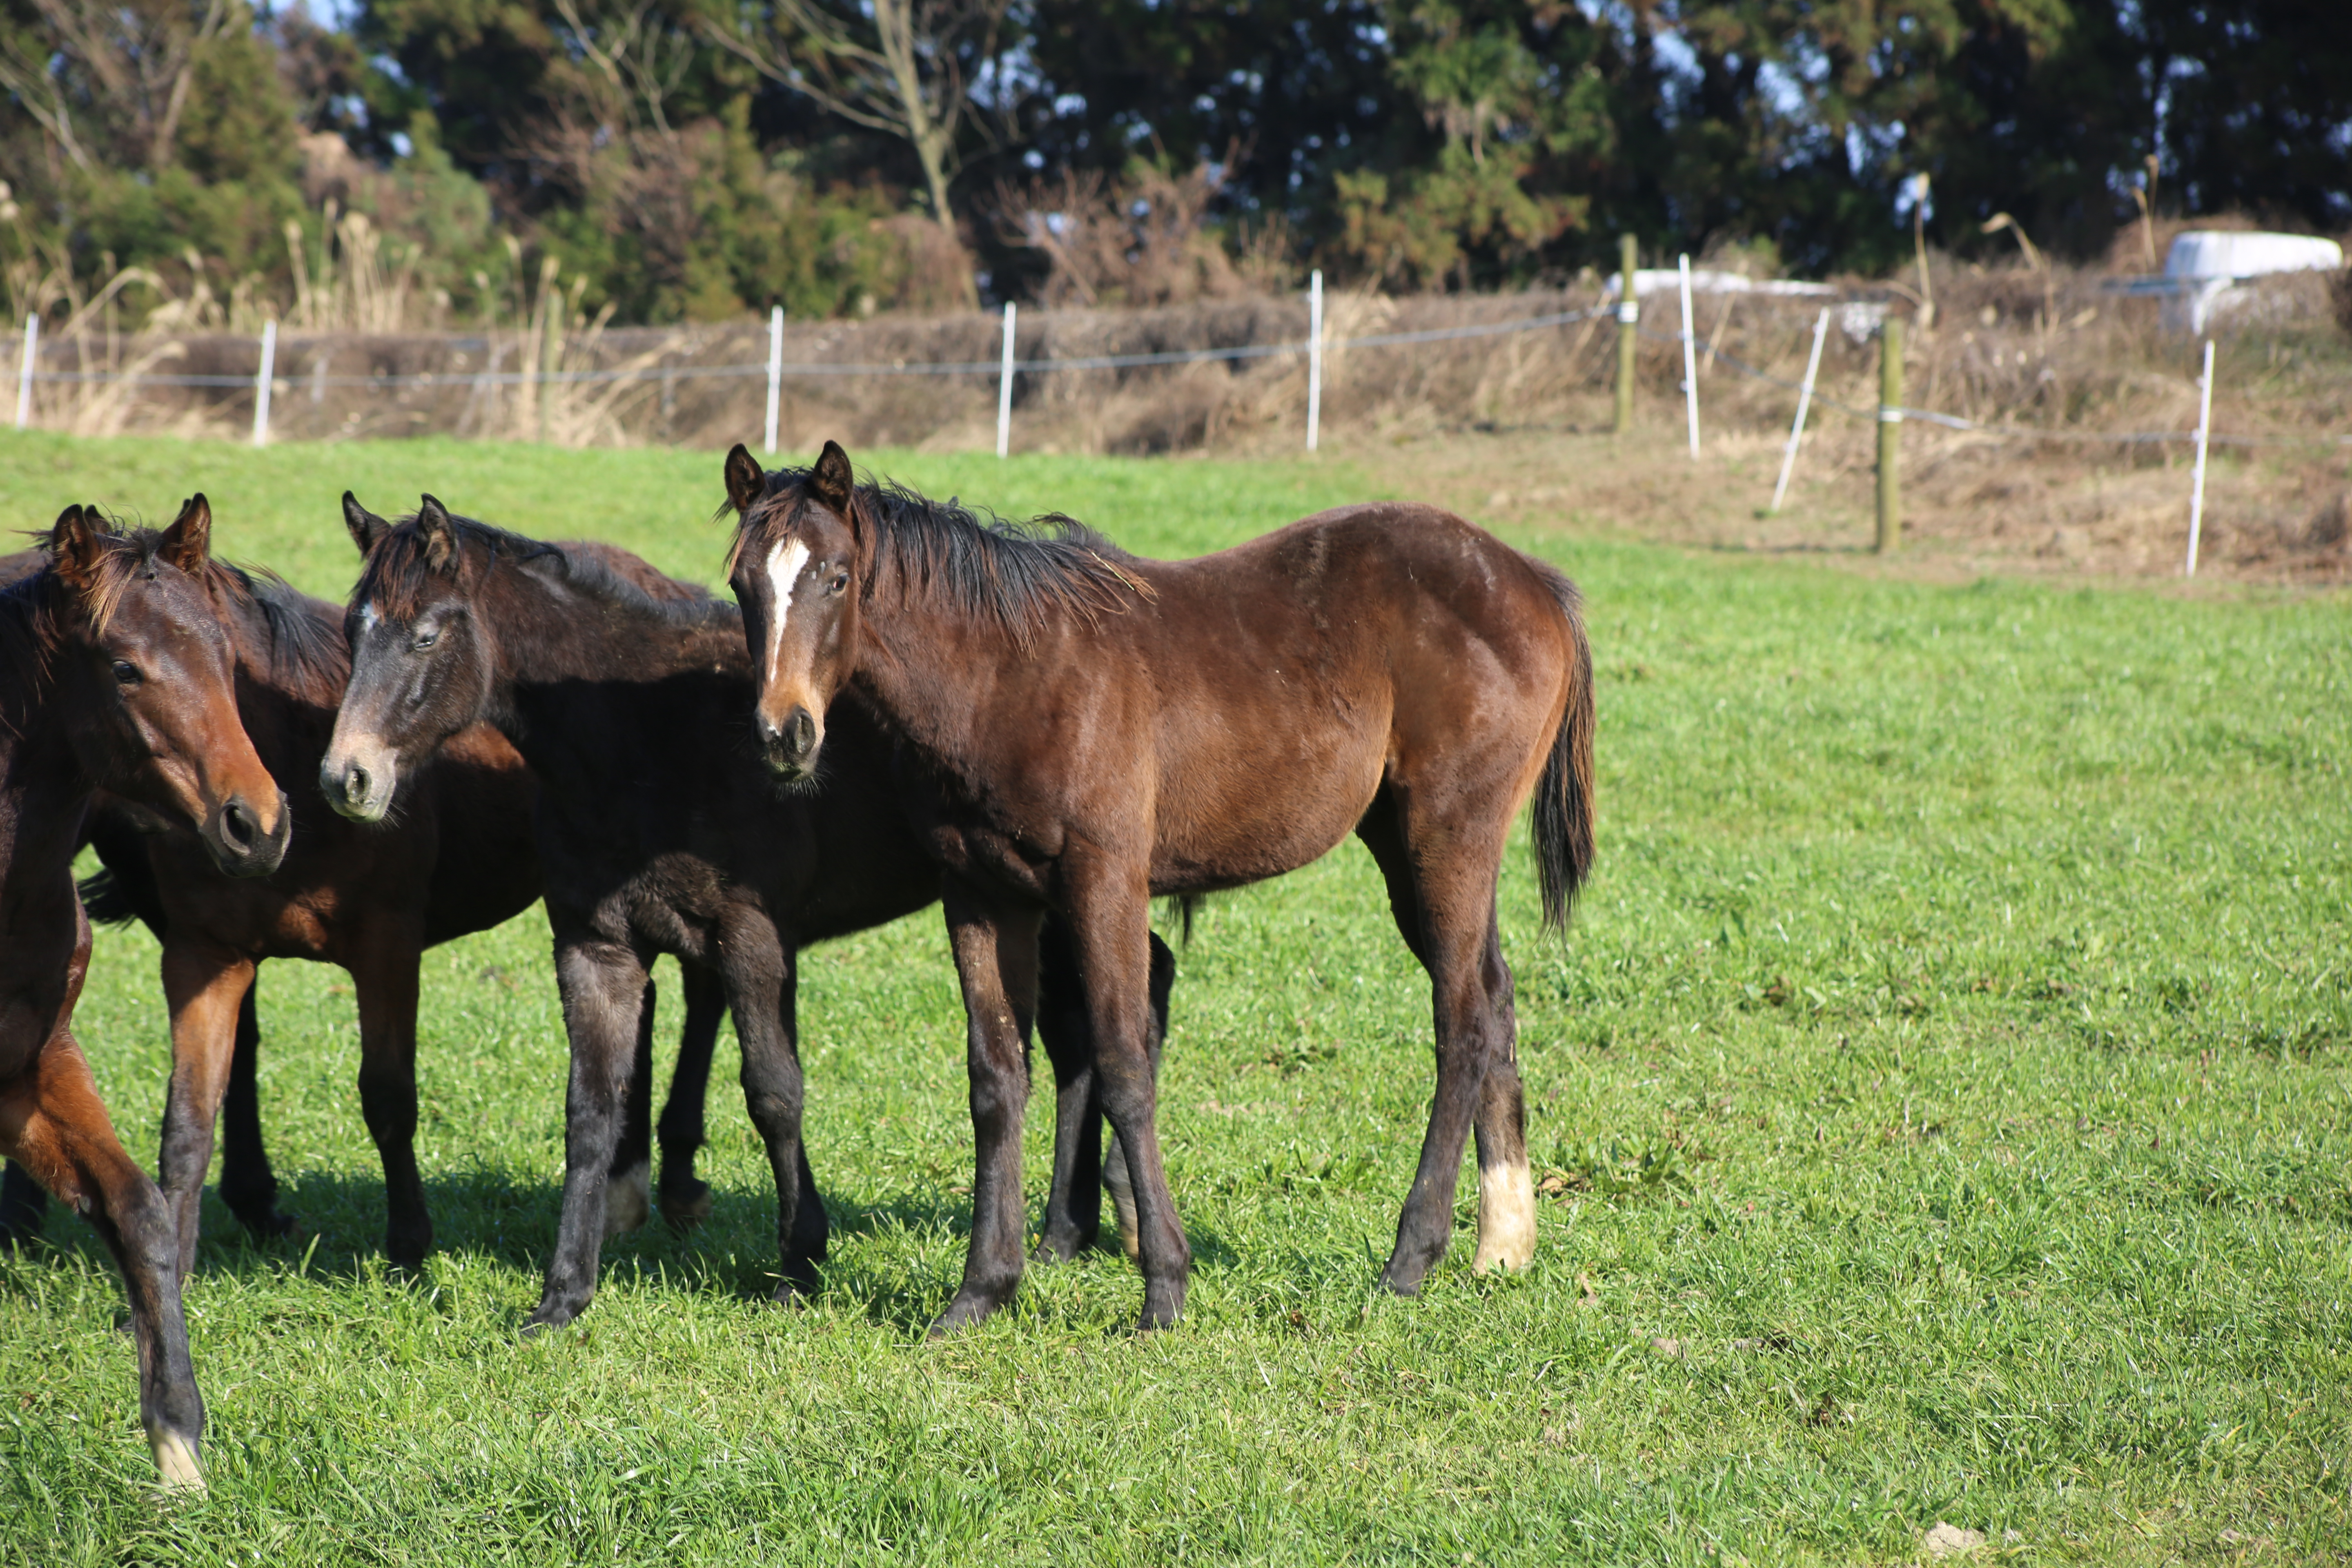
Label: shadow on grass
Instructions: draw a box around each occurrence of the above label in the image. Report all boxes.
[0,1165,1238,1335]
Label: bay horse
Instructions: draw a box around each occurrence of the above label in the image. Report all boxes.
[722,441,1595,1334]
[0,501,294,1489]
[0,513,719,1277]
[316,496,1173,1331]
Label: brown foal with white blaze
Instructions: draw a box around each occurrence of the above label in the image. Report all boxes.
[721,441,1595,1335]
[0,501,292,1489]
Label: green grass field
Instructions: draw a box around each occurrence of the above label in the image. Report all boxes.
[1,430,2346,1565]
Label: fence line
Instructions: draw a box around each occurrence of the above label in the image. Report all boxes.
[11,301,2347,457]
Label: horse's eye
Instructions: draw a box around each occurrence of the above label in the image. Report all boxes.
[831,572,849,594]
[413,630,439,650]
[111,659,139,686]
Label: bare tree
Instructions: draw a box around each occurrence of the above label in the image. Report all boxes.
[0,0,233,172]
[705,0,1014,294]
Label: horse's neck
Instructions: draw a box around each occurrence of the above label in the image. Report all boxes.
[850,582,1022,762]
[219,590,343,775]
[0,706,91,941]
[483,561,744,760]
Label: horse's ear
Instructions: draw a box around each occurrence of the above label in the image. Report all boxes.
[47,504,103,592]
[417,494,458,572]
[810,439,853,517]
[342,491,388,556]
[723,443,765,516]
[158,493,213,575]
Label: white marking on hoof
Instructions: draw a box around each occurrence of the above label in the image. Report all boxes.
[1471,1158,1537,1275]
[150,1430,203,1492]
[604,1162,651,1238]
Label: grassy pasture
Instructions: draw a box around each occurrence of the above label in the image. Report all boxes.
[0,430,2347,1565]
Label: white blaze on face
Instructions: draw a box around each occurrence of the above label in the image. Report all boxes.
[360,603,379,633]
[762,539,811,684]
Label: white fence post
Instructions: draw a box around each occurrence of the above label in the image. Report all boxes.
[251,319,277,448]
[1770,307,1831,514]
[996,302,1016,459]
[1305,269,1323,452]
[1678,254,1699,459]
[15,312,36,430]
[763,305,783,455]
[2185,337,2215,577]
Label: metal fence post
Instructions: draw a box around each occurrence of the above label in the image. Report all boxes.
[15,312,36,430]
[1770,307,1831,514]
[2185,337,2215,577]
[538,300,561,445]
[1614,235,1637,434]
[996,302,1016,459]
[1876,317,1904,554]
[1305,269,1323,452]
[764,305,784,455]
[251,319,277,448]
[1677,254,1699,459]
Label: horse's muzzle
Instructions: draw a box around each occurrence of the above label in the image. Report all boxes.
[319,749,394,824]
[759,706,820,780]
[203,791,290,878]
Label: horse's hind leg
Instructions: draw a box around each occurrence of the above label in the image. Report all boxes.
[724,919,827,1303]
[657,960,723,1229]
[155,939,258,1281]
[602,979,657,1239]
[217,979,296,1241]
[0,1160,48,1249]
[1099,932,1176,1264]
[4,1027,204,1488]
[1037,924,1175,1265]
[1469,915,1535,1275]
[1356,789,1513,1296]
[1033,916,1102,1263]
[350,928,432,1271]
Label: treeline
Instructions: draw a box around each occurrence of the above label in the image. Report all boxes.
[2,0,2347,329]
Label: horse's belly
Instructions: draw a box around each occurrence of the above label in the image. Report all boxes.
[1150,739,1383,892]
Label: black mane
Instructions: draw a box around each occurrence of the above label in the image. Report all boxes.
[359,511,734,634]
[216,563,351,704]
[742,466,1147,637]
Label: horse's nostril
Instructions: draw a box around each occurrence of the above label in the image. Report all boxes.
[220,800,256,852]
[347,764,371,804]
[786,710,815,757]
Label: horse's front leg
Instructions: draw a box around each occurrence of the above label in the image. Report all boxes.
[526,930,647,1332]
[932,879,1041,1335]
[154,937,257,1281]
[1064,864,1191,1331]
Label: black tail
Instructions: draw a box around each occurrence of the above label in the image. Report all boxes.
[1529,564,1596,933]
[79,809,169,935]
[76,866,145,928]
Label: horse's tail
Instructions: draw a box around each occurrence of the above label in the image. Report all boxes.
[78,810,168,935]
[1528,561,1596,934]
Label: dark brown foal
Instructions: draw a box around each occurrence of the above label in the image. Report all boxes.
[0,502,293,1489]
[723,442,1595,1335]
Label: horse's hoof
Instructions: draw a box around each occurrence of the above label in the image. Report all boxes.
[149,1430,203,1493]
[1030,1230,1092,1266]
[603,1162,652,1238]
[659,1179,713,1231]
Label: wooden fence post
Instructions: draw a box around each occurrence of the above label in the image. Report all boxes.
[1876,317,1904,553]
[1614,235,1637,435]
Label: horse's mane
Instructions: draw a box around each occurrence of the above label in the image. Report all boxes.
[212,562,350,704]
[358,510,731,633]
[733,466,1147,638]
